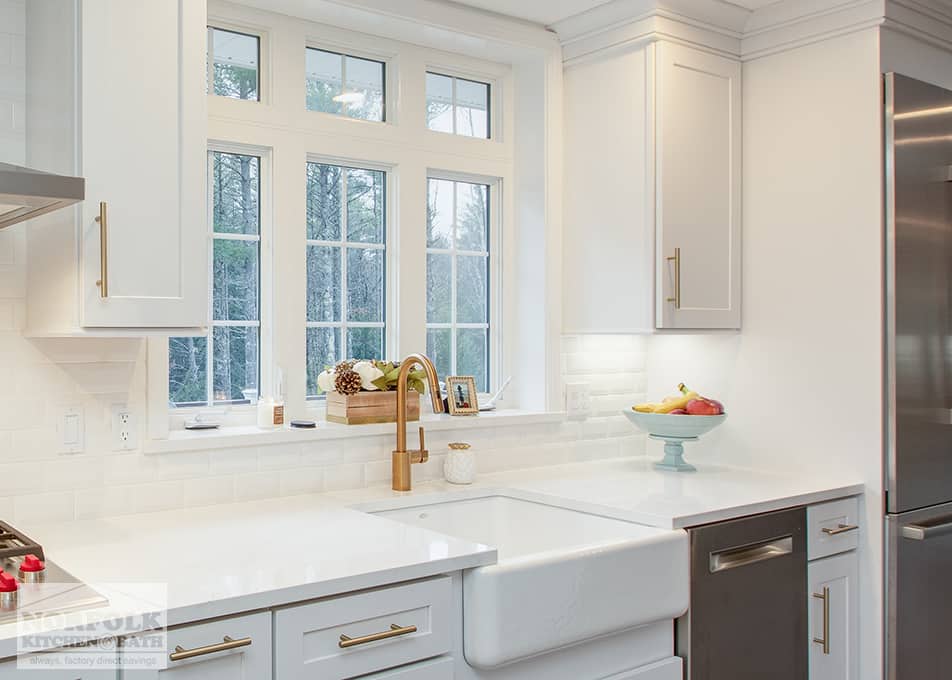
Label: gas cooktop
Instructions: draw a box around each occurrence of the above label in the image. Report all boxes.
[0,520,108,626]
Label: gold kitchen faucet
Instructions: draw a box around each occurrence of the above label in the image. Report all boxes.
[392,353,444,492]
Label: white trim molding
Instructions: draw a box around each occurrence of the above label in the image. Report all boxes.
[551,0,952,63]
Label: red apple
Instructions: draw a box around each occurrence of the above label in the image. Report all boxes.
[669,408,688,415]
[686,398,722,415]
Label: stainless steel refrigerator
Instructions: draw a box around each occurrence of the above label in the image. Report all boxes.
[884,72,952,680]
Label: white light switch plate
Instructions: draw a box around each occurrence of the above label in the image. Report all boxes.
[565,382,591,420]
[58,405,85,454]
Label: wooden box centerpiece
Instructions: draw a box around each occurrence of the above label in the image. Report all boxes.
[318,360,429,425]
[326,390,420,425]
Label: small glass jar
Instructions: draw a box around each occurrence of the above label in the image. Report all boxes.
[444,442,475,484]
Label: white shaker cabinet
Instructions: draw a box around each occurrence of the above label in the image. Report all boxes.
[562,40,741,332]
[808,551,859,680]
[25,0,208,335]
[121,612,271,680]
[654,43,741,330]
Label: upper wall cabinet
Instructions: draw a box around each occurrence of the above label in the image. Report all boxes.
[24,0,208,335]
[562,41,741,332]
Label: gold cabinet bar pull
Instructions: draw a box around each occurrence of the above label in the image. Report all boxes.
[169,635,251,662]
[666,247,681,309]
[812,587,830,655]
[94,201,108,298]
[821,523,859,536]
[339,624,417,649]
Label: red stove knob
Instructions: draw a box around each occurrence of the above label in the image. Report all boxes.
[0,571,17,592]
[19,554,45,573]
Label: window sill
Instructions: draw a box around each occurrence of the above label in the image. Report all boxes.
[144,409,565,455]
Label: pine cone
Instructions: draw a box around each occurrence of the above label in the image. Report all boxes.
[335,369,362,395]
[335,360,355,374]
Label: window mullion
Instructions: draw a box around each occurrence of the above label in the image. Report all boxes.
[450,182,458,376]
[340,168,349,358]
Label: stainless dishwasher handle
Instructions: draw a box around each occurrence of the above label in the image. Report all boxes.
[902,519,952,540]
[709,535,793,573]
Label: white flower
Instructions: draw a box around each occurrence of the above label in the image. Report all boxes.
[316,369,336,393]
[353,361,385,391]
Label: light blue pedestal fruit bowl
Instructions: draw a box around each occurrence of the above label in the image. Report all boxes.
[622,411,727,472]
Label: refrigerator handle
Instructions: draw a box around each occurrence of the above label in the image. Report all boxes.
[902,518,952,541]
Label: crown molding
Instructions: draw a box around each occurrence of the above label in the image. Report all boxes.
[882,0,952,53]
[741,0,885,60]
[553,0,952,64]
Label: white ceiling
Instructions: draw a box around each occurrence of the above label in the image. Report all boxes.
[448,0,781,26]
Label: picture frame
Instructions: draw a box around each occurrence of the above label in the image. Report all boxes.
[446,376,479,415]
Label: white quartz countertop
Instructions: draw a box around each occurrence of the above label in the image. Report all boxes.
[0,457,863,658]
[330,458,865,529]
[0,494,496,659]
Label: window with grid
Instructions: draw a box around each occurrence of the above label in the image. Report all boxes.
[306,48,385,122]
[426,177,490,392]
[207,26,260,101]
[306,162,387,397]
[425,72,490,138]
[169,151,261,406]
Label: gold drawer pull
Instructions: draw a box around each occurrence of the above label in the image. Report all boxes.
[339,623,417,649]
[821,523,859,536]
[666,247,681,309]
[94,201,108,298]
[812,587,830,655]
[169,635,252,661]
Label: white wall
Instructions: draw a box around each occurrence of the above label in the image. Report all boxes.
[0,0,24,164]
[647,28,885,679]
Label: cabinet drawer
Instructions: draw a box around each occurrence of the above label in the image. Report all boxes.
[122,611,271,679]
[0,652,117,679]
[358,656,454,679]
[808,497,861,560]
[604,657,683,680]
[275,577,453,680]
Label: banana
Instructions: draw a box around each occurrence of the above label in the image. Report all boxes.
[632,383,698,414]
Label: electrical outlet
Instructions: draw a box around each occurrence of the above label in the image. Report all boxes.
[111,404,138,451]
[565,382,591,420]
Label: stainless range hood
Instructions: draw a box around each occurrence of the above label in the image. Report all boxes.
[0,162,85,230]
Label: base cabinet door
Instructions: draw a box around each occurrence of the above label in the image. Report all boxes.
[808,553,858,680]
[121,612,271,680]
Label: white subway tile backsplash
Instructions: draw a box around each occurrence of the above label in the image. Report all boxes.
[278,467,324,496]
[75,486,134,520]
[208,448,258,475]
[130,481,184,515]
[13,491,74,524]
[43,455,104,491]
[234,471,280,502]
[323,463,365,492]
[184,476,235,508]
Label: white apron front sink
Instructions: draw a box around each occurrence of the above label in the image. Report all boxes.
[374,494,688,669]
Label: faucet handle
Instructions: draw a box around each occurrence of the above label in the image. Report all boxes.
[418,426,429,463]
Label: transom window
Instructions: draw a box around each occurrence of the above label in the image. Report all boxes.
[170,151,261,406]
[426,177,491,391]
[306,162,387,397]
[426,72,490,138]
[306,48,385,122]
[207,27,260,101]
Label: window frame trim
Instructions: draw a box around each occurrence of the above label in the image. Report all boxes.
[425,66,499,142]
[425,170,502,393]
[206,19,270,105]
[166,142,274,414]
[304,156,393,400]
[304,40,396,126]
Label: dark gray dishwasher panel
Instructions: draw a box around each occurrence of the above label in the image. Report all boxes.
[678,506,807,680]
